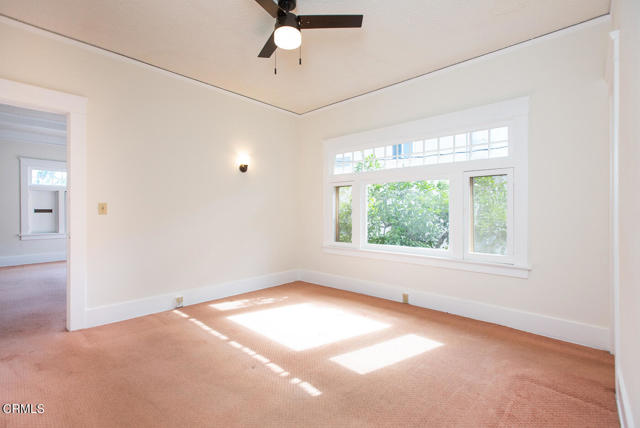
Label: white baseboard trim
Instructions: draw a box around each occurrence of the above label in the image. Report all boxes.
[83,267,610,352]
[84,269,300,328]
[617,368,635,428]
[0,251,66,267]
[298,269,611,351]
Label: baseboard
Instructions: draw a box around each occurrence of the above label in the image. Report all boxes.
[84,269,300,328]
[299,269,611,351]
[83,267,611,352]
[0,251,66,267]
[617,368,635,428]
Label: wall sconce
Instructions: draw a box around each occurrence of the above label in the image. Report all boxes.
[237,153,250,173]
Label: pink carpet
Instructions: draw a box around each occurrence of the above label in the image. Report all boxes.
[0,262,618,427]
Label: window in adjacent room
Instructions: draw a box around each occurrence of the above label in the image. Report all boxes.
[19,157,68,240]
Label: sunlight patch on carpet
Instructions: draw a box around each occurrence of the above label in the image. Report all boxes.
[330,334,443,374]
[227,303,390,351]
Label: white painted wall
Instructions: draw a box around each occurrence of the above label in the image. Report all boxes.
[296,20,612,331]
[612,0,639,425]
[0,19,299,308]
[0,139,66,266]
[0,14,619,356]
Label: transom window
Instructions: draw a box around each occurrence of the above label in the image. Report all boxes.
[323,98,529,277]
[31,169,67,186]
[334,126,509,174]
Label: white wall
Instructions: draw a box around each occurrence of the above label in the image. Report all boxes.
[0,139,66,265]
[0,15,618,354]
[0,19,299,308]
[612,0,639,425]
[296,21,612,331]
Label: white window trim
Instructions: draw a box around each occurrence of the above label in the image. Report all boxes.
[322,97,529,278]
[19,157,68,240]
[463,168,514,264]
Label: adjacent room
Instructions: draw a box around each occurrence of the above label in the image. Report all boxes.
[0,0,637,427]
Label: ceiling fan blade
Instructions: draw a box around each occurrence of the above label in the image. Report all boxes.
[254,0,279,18]
[298,15,363,29]
[258,31,277,58]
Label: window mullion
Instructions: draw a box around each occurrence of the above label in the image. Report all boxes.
[451,173,465,260]
[352,181,363,249]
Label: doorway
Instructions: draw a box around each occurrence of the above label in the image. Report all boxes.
[0,103,68,332]
[0,78,87,331]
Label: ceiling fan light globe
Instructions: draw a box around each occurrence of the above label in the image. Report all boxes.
[274,26,301,50]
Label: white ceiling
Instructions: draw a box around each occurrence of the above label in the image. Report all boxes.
[0,0,609,114]
[0,104,66,146]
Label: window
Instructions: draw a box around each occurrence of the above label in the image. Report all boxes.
[464,169,514,263]
[334,186,352,243]
[366,180,450,251]
[333,126,509,175]
[19,157,68,240]
[471,175,508,255]
[323,98,528,277]
[31,169,67,186]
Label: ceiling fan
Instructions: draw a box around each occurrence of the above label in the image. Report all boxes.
[254,0,363,58]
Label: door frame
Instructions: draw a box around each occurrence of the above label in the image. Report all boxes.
[0,77,88,331]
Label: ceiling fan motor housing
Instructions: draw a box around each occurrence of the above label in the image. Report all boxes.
[276,12,299,30]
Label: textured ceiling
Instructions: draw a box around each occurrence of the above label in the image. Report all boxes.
[0,0,609,114]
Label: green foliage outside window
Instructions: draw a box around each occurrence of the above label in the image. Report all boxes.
[472,175,508,255]
[336,186,352,243]
[367,180,450,249]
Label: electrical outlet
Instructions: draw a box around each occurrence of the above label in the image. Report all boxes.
[402,293,409,304]
[175,296,184,308]
[98,202,108,215]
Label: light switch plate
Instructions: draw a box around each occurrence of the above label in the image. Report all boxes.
[98,202,107,215]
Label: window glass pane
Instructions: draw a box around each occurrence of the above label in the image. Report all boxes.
[471,130,488,145]
[489,141,509,158]
[342,152,353,174]
[470,144,489,160]
[490,127,508,142]
[367,180,449,249]
[471,175,508,255]
[383,145,395,169]
[438,136,453,164]
[424,138,437,152]
[31,169,67,186]
[334,154,343,174]
[454,134,468,162]
[335,186,352,243]
[374,147,386,169]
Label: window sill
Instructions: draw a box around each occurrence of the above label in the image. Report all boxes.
[322,245,530,278]
[20,233,66,241]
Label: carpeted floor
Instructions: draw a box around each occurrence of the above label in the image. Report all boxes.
[0,262,618,427]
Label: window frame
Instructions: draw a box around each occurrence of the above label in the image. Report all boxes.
[333,184,353,244]
[322,98,529,278]
[360,173,454,259]
[463,168,514,264]
[19,157,68,240]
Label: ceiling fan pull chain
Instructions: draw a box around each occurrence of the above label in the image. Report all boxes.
[274,50,277,75]
[299,45,302,65]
